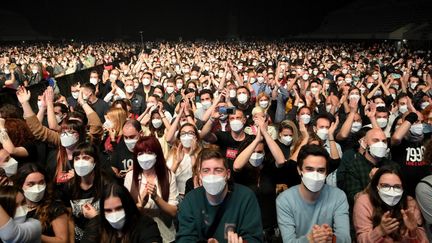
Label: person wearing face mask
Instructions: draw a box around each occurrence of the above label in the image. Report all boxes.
[353,165,428,242]
[123,79,145,116]
[140,107,171,158]
[194,90,214,122]
[60,142,109,243]
[201,109,252,171]
[0,185,42,243]
[233,121,287,241]
[67,82,81,109]
[14,163,69,243]
[255,92,278,123]
[110,120,142,180]
[244,107,278,139]
[81,182,162,243]
[101,108,127,164]
[343,128,396,221]
[81,83,109,123]
[135,72,155,102]
[336,97,365,151]
[276,144,351,243]
[176,148,263,243]
[391,111,431,197]
[124,136,179,243]
[166,123,202,198]
[18,87,103,184]
[251,72,272,96]
[233,86,254,121]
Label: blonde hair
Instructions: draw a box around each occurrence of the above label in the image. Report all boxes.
[255,92,271,109]
[106,107,127,136]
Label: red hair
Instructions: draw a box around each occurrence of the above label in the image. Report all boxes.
[131,136,170,202]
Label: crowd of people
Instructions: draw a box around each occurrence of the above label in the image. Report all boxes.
[0,40,432,243]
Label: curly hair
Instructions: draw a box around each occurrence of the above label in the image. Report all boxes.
[4,118,35,147]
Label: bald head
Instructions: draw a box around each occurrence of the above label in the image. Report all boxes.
[365,128,387,145]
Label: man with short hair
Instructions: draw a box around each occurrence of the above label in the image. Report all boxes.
[176,148,263,243]
[67,82,80,108]
[276,144,351,243]
[80,82,109,122]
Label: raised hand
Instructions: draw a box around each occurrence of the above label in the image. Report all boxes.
[16,86,31,104]
[401,208,418,233]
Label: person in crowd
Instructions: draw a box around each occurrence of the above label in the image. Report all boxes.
[176,148,263,242]
[81,182,162,243]
[0,185,42,243]
[166,122,202,198]
[13,163,70,243]
[81,82,109,123]
[124,136,178,242]
[353,164,428,242]
[233,116,286,241]
[59,142,109,242]
[276,144,351,242]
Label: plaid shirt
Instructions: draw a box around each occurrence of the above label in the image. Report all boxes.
[344,152,394,207]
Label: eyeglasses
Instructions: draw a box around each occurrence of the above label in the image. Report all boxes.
[180,131,196,137]
[378,183,403,193]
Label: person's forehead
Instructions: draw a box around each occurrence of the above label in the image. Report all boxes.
[201,158,225,169]
[303,155,326,167]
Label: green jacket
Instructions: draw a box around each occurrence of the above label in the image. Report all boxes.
[176,183,263,243]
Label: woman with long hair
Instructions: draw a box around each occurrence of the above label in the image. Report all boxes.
[102,107,127,153]
[60,142,108,242]
[13,163,70,243]
[124,136,178,243]
[166,123,202,198]
[82,182,162,243]
[353,164,428,242]
[0,185,42,242]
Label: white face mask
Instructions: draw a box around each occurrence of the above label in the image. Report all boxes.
[316,128,329,141]
[60,132,79,148]
[137,153,157,170]
[142,78,151,86]
[310,87,319,95]
[302,74,309,80]
[378,187,403,207]
[326,105,332,113]
[366,83,374,89]
[1,157,18,177]
[376,118,388,128]
[37,100,43,110]
[14,205,28,224]
[24,184,46,202]
[201,100,212,110]
[372,74,379,80]
[151,119,163,129]
[71,91,79,99]
[299,114,311,124]
[421,102,430,110]
[410,82,418,90]
[109,74,117,82]
[180,134,194,148]
[249,152,265,167]
[302,171,326,192]
[345,78,352,83]
[229,119,244,132]
[399,105,408,114]
[103,119,114,129]
[229,89,237,98]
[105,209,126,230]
[279,135,293,146]
[74,159,95,177]
[32,69,38,74]
[410,123,424,136]
[124,138,138,152]
[257,77,265,83]
[369,141,387,159]
[351,122,362,133]
[259,100,269,109]
[176,83,183,89]
[202,174,226,196]
[166,86,175,94]
[237,93,248,104]
[89,78,98,85]
[55,114,64,124]
[349,94,360,102]
[125,86,134,94]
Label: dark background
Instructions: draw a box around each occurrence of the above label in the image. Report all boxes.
[0,0,355,40]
